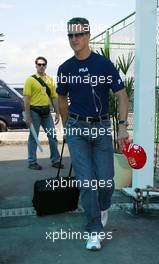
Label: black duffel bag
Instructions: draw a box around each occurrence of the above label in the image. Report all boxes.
[30,105,50,118]
[32,140,80,216]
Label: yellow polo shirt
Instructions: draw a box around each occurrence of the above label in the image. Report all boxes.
[23,73,57,106]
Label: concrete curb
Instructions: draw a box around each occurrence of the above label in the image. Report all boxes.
[0,131,63,146]
[0,140,63,146]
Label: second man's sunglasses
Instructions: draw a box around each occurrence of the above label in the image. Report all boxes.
[37,63,46,67]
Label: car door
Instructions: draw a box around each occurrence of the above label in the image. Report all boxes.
[0,80,25,128]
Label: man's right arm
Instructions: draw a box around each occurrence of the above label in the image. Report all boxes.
[23,95,32,125]
[58,95,68,126]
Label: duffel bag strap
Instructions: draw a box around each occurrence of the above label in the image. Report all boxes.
[32,74,51,99]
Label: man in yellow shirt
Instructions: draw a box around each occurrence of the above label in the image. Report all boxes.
[23,56,63,170]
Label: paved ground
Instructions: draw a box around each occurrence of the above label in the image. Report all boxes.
[0,140,159,264]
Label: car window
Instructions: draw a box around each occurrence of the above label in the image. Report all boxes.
[0,81,15,99]
[0,84,10,98]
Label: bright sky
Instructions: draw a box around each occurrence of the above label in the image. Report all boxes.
[0,0,135,84]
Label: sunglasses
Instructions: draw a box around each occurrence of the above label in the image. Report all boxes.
[67,32,88,39]
[36,63,46,67]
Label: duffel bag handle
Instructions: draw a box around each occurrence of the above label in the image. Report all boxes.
[56,139,72,179]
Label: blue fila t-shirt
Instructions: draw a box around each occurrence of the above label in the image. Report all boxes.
[56,52,124,116]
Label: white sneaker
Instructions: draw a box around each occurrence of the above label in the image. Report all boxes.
[86,235,101,250]
[101,209,108,227]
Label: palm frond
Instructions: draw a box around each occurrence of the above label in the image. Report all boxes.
[124,77,134,98]
[117,52,134,75]
[100,46,110,59]
[0,33,4,42]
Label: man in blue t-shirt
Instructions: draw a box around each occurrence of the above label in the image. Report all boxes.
[57,17,129,251]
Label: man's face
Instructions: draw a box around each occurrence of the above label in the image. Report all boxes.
[67,24,90,52]
[35,59,47,74]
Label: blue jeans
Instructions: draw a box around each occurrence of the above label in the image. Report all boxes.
[65,117,114,234]
[28,110,60,164]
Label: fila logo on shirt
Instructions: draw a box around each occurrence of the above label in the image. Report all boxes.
[79,67,88,73]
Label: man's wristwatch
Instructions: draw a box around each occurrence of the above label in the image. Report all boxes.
[119,120,129,127]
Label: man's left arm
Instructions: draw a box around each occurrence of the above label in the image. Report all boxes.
[114,89,129,147]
